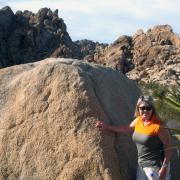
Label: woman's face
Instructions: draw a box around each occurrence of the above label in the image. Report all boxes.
[138,101,153,121]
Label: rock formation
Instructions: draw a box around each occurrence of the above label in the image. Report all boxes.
[0,58,140,179]
[0,5,179,85]
[74,39,108,62]
[0,6,81,68]
[93,35,133,73]
[92,25,180,85]
[127,25,180,85]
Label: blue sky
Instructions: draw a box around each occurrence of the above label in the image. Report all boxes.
[1,0,180,43]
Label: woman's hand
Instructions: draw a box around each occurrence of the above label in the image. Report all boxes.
[95,121,109,131]
[158,167,167,180]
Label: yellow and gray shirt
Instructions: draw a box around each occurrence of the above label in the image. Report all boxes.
[132,115,164,167]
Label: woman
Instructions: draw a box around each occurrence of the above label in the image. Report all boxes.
[96,95,172,180]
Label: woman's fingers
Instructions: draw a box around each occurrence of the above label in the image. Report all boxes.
[95,121,103,127]
[95,121,108,131]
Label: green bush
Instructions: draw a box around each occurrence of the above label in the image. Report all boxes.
[138,81,180,122]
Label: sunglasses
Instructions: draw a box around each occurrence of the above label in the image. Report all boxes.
[139,106,152,111]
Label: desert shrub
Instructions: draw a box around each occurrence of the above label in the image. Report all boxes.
[138,81,180,122]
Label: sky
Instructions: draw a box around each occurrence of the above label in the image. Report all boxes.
[0,0,180,43]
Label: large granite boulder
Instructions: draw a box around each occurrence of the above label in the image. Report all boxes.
[0,58,140,179]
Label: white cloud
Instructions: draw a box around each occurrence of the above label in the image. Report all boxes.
[1,0,180,43]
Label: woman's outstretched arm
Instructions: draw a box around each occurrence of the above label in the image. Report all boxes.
[95,118,138,133]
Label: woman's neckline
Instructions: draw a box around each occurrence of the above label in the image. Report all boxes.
[141,115,154,126]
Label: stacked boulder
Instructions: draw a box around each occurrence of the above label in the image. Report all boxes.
[128,25,180,85]
[75,39,108,62]
[0,6,81,68]
[93,35,133,73]
[91,25,180,85]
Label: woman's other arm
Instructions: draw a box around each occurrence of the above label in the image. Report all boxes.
[158,126,172,179]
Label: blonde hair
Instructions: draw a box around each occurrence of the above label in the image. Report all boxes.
[134,95,157,117]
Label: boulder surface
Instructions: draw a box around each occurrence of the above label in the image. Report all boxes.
[0,58,140,179]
